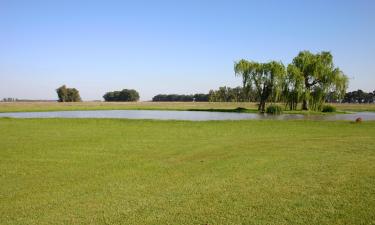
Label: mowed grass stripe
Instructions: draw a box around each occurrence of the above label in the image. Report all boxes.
[0,118,374,224]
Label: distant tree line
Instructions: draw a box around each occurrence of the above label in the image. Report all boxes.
[152,93,209,102]
[208,86,259,102]
[2,98,18,102]
[2,98,55,102]
[151,87,374,105]
[151,87,257,102]
[56,85,82,102]
[207,87,375,104]
[103,89,140,102]
[341,90,375,103]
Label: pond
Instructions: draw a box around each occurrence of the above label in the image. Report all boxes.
[1,110,375,121]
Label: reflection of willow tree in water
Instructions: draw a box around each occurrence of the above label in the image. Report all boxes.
[235,51,349,112]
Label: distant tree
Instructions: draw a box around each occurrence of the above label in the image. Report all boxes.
[235,60,286,112]
[2,98,18,102]
[343,89,375,103]
[56,85,81,102]
[103,89,140,101]
[152,93,208,102]
[234,60,257,102]
[193,93,209,101]
[363,92,373,103]
[289,51,348,110]
[56,85,68,102]
[216,86,230,102]
[325,91,341,103]
[208,86,258,102]
[67,88,81,102]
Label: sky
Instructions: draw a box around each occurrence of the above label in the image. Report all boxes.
[0,0,374,101]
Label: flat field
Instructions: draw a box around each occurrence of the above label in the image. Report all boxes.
[0,101,374,113]
[1,118,374,224]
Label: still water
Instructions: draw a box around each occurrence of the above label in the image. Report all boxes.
[1,110,375,121]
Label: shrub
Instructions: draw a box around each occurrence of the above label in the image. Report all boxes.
[266,105,283,114]
[322,105,336,113]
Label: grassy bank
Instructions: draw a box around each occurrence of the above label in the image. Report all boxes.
[0,101,374,113]
[0,102,258,113]
[1,118,374,224]
[333,103,375,112]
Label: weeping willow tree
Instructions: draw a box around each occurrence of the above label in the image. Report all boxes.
[234,59,253,102]
[282,64,304,110]
[235,60,286,112]
[309,68,348,110]
[290,51,348,110]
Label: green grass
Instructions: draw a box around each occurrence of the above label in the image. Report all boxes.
[2,101,373,114]
[1,118,375,224]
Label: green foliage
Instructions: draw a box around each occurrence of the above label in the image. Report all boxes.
[322,105,336,113]
[103,89,140,102]
[208,86,257,102]
[56,85,81,102]
[343,89,375,103]
[266,105,283,114]
[235,51,350,112]
[234,60,286,112]
[282,64,304,110]
[289,51,348,110]
[152,93,209,102]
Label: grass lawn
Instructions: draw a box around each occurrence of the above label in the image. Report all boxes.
[1,118,374,224]
[1,101,374,113]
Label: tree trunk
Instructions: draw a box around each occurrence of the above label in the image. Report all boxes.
[259,100,266,113]
[258,88,269,113]
[302,99,308,110]
[303,77,310,110]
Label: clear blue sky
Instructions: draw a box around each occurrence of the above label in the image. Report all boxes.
[1,0,374,100]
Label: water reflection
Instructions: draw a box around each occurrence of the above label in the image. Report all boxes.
[0,110,375,121]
